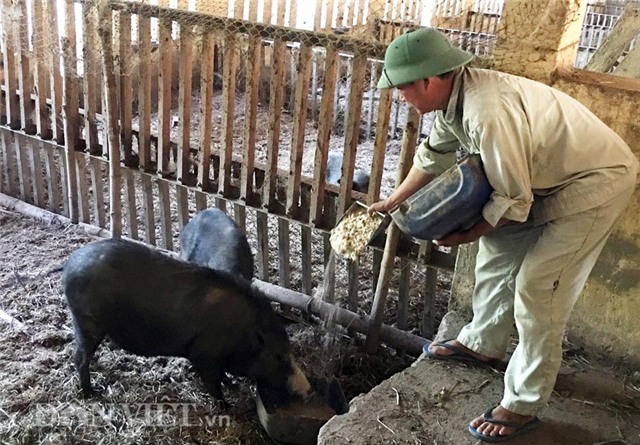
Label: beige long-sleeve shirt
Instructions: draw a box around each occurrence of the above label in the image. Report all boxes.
[413,67,638,226]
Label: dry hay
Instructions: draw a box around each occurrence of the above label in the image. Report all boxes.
[0,210,418,444]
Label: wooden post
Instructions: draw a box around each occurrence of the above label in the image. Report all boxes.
[367,86,392,204]
[286,42,312,217]
[256,210,270,281]
[30,142,45,208]
[263,0,274,23]
[43,144,62,213]
[16,0,35,135]
[277,0,287,26]
[314,0,324,31]
[31,0,52,140]
[62,0,80,224]
[1,131,17,195]
[422,265,438,339]
[176,24,194,185]
[278,218,291,295]
[14,135,28,202]
[336,54,367,217]
[137,15,153,170]
[141,174,156,245]
[97,2,123,238]
[44,1,64,143]
[157,15,173,176]
[241,34,261,203]
[364,108,420,353]
[158,179,173,250]
[233,0,244,19]
[396,258,411,330]
[82,1,100,154]
[89,157,106,228]
[119,13,134,166]
[123,169,138,239]
[288,0,297,27]
[309,46,338,226]
[197,31,215,193]
[219,33,238,197]
[262,38,286,209]
[3,0,20,130]
[248,0,258,22]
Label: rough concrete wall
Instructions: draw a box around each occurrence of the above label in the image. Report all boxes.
[491,0,585,83]
[449,0,640,364]
[551,70,640,362]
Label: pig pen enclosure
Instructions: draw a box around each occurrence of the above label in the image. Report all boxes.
[0,0,506,442]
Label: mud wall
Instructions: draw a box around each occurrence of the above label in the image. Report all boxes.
[450,0,640,364]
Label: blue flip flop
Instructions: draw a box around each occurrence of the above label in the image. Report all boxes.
[423,339,493,365]
[468,406,541,442]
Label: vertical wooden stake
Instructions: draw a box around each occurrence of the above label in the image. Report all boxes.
[364,108,420,353]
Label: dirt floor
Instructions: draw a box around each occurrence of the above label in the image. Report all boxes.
[3,204,640,445]
[0,205,424,444]
[320,314,640,445]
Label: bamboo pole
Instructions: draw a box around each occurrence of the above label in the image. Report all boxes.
[252,279,429,356]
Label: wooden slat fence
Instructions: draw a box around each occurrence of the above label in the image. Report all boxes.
[0,0,465,353]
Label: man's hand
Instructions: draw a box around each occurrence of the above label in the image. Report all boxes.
[433,217,511,247]
[368,199,395,215]
[433,230,478,247]
[368,166,435,216]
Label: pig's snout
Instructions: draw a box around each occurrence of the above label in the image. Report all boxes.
[287,359,312,400]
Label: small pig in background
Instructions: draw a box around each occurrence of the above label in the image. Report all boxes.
[62,238,311,406]
[179,208,254,281]
[326,152,370,194]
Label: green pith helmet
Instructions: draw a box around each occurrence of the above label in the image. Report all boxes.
[377,28,473,89]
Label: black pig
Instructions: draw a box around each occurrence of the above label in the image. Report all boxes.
[179,208,254,280]
[62,238,310,405]
[326,152,370,193]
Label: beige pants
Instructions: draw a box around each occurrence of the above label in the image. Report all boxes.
[457,186,635,416]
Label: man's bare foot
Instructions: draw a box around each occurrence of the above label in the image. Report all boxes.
[470,405,537,438]
[427,339,494,362]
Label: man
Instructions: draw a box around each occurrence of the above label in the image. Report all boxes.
[369,28,638,442]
